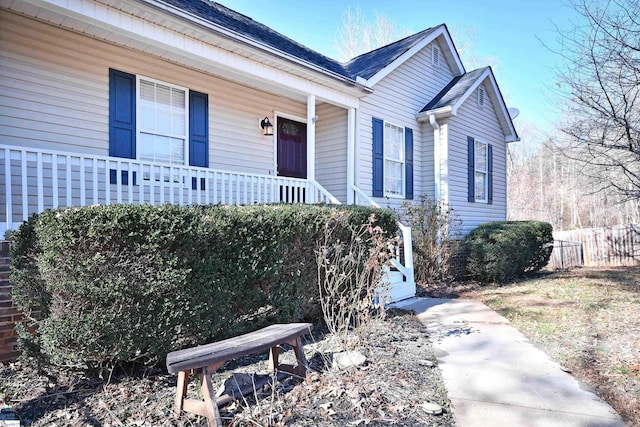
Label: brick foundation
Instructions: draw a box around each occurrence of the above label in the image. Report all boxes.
[0,241,19,363]
[446,240,469,280]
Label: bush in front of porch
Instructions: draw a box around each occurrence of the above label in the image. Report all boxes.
[10,203,397,373]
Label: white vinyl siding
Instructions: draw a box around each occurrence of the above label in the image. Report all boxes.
[357,39,454,210]
[447,83,507,235]
[315,103,348,203]
[0,9,306,176]
[384,122,404,197]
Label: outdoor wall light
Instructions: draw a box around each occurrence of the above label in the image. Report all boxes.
[260,117,273,136]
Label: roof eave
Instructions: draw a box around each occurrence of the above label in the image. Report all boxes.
[416,107,453,122]
[146,0,368,93]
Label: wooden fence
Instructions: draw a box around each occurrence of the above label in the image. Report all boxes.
[550,225,640,269]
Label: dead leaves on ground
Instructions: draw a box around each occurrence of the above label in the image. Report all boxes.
[2,316,453,426]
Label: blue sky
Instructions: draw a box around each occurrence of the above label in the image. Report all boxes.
[218,0,577,137]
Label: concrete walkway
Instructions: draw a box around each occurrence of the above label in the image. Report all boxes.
[393,298,627,427]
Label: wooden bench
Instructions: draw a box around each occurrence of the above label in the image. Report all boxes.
[166,323,313,426]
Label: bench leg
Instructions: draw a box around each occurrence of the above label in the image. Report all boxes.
[270,338,308,378]
[268,345,280,373]
[201,366,223,427]
[174,370,189,415]
[292,337,308,378]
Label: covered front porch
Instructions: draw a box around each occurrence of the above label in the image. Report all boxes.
[0,0,415,302]
[0,143,415,304]
[0,145,342,237]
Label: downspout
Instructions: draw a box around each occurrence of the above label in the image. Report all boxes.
[428,114,445,253]
[429,114,441,203]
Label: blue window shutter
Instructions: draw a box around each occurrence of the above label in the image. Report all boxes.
[487,144,493,204]
[109,68,136,159]
[468,136,475,202]
[405,127,413,199]
[372,117,384,197]
[191,177,206,191]
[189,90,209,168]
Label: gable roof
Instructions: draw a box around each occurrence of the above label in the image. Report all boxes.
[417,67,519,142]
[346,24,466,86]
[344,27,439,80]
[154,0,465,88]
[420,67,488,111]
[152,0,514,128]
[158,0,351,79]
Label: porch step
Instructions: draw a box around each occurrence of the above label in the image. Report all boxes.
[381,270,415,304]
[0,241,10,257]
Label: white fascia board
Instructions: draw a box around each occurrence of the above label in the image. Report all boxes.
[365,25,465,87]
[28,0,361,108]
[440,24,466,76]
[483,71,519,139]
[415,111,430,123]
[415,106,452,123]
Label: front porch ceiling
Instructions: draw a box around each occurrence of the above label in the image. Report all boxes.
[4,0,365,108]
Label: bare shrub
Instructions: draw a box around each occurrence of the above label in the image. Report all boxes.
[315,212,394,345]
[400,196,462,284]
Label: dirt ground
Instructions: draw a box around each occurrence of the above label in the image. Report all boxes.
[0,311,455,426]
[7,267,634,426]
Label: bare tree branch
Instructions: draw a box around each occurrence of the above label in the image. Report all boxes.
[553,0,640,200]
[333,6,412,62]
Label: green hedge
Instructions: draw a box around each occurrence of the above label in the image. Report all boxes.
[464,221,553,283]
[11,204,397,371]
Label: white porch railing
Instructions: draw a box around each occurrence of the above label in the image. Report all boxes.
[351,184,415,288]
[1,145,340,237]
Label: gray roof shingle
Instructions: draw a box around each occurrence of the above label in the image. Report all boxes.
[158,0,445,82]
[344,27,440,80]
[420,67,488,112]
[159,0,351,78]
[151,3,515,138]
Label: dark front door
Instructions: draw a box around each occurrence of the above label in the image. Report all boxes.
[277,117,307,179]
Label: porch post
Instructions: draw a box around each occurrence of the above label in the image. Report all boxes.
[429,114,441,203]
[306,94,316,187]
[429,114,449,205]
[439,121,450,205]
[347,107,356,204]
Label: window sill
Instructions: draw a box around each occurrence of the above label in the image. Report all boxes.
[384,193,405,199]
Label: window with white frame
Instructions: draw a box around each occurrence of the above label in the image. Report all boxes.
[137,77,188,165]
[384,122,405,197]
[474,140,488,202]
